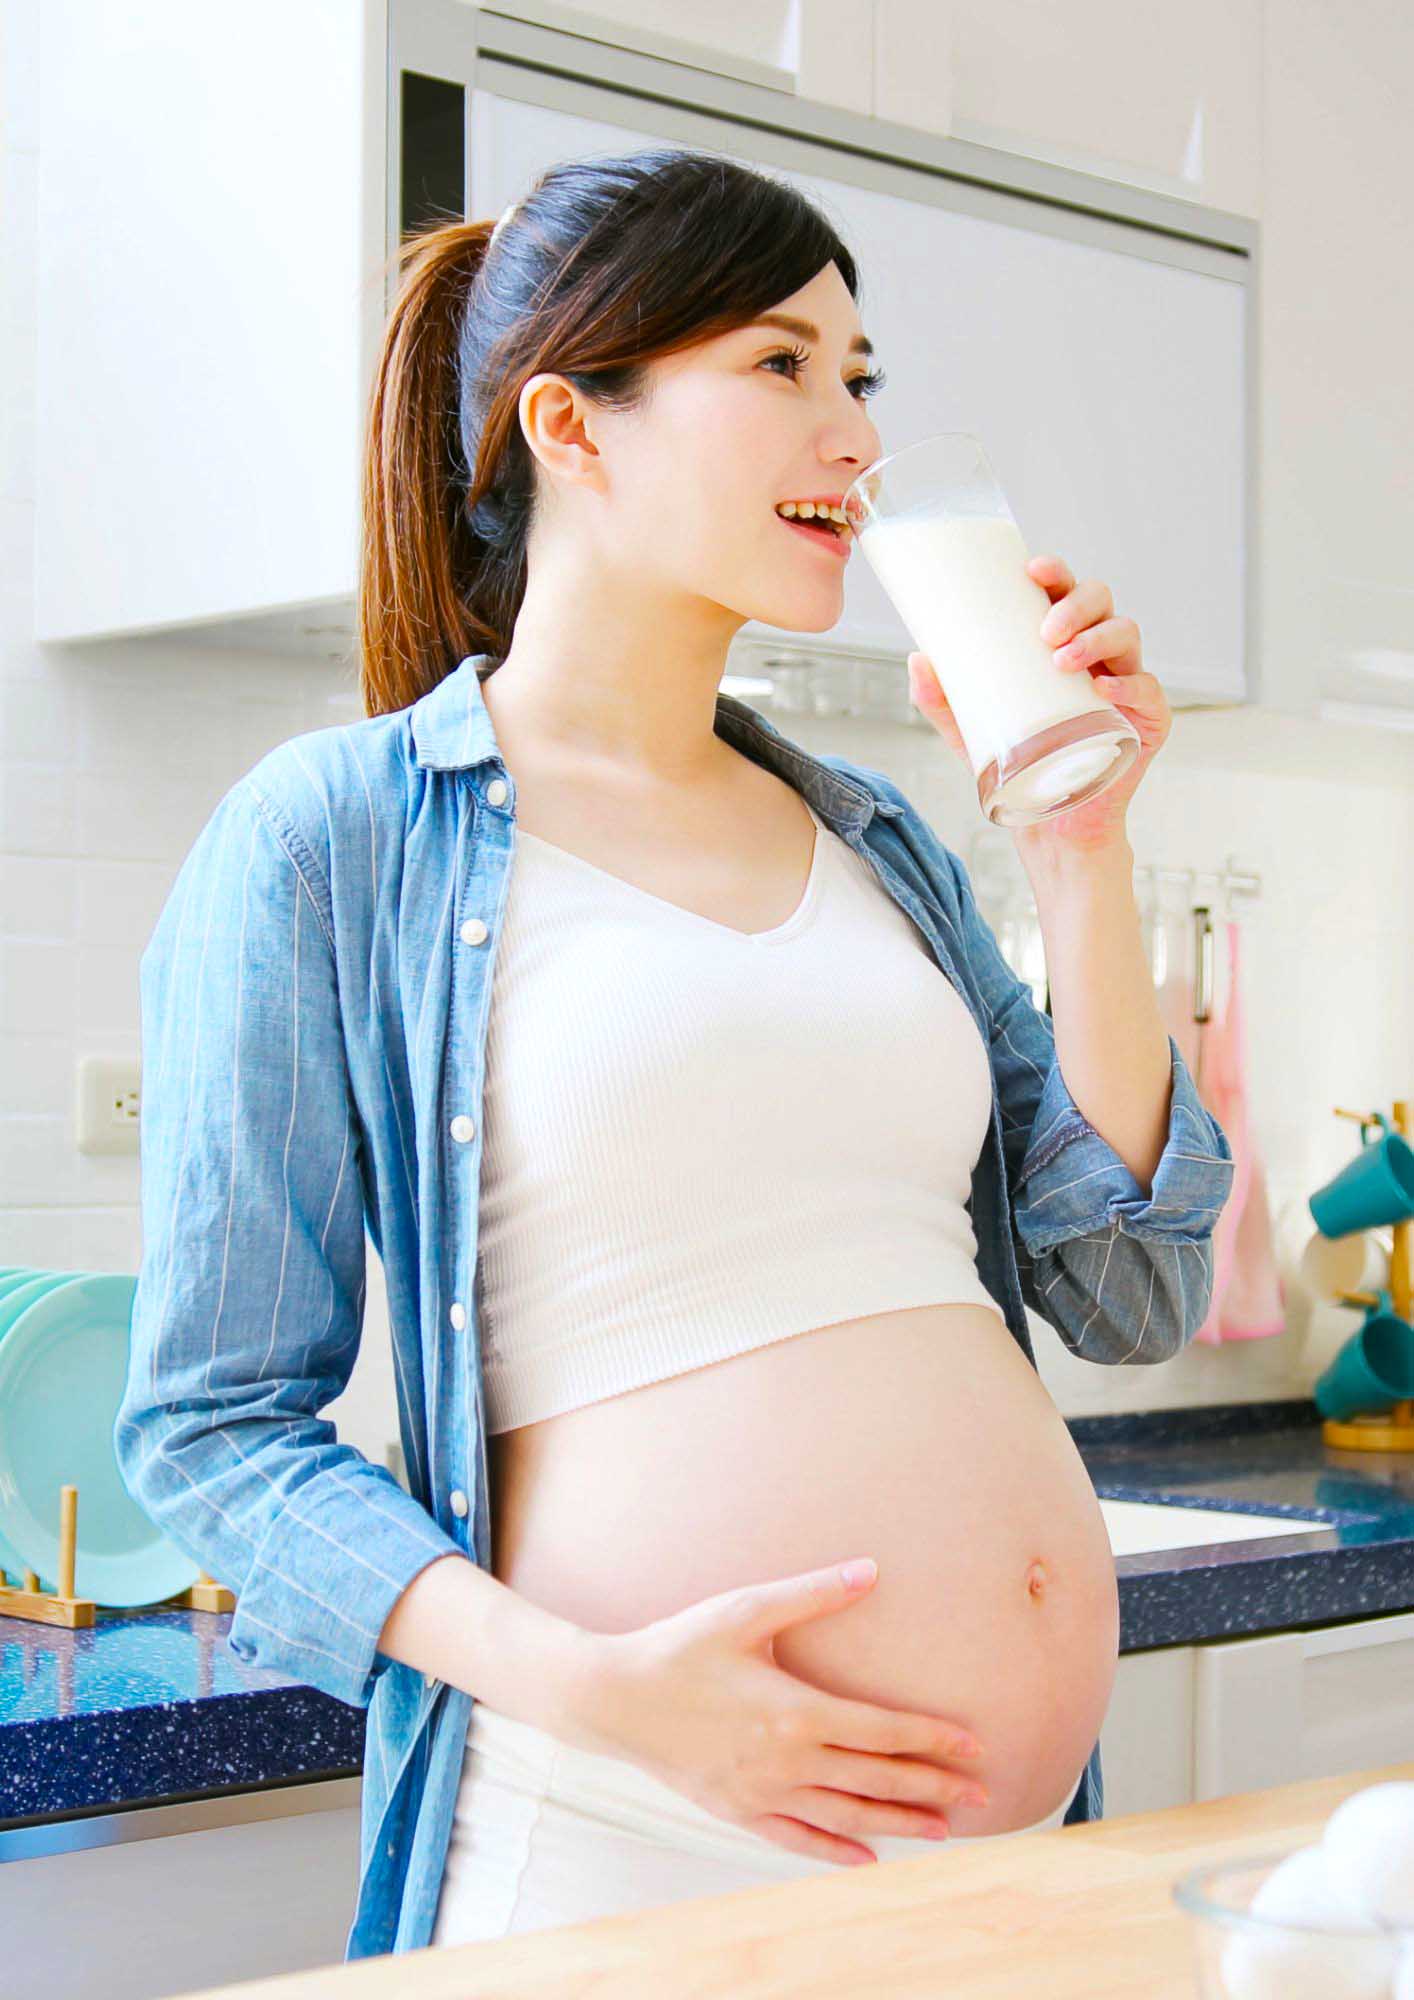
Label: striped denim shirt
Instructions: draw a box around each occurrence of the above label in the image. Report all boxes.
[115,652,1234,1961]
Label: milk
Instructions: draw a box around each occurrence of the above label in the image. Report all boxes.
[856,511,1120,808]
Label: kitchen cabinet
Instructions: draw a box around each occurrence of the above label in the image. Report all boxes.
[486,0,1264,219]
[1193,1605,1414,1799]
[0,1782,362,2000]
[447,0,801,98]
[35,0,379,650]
[1257,0,1414,726]
[1099,1642,1196,1819]
[1098,1607,1414,1821]
[936,0,1262,219]
[35,1,1253,714]
[0,1597,368,2000]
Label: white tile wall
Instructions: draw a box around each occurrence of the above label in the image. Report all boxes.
[3,0,1411,1461]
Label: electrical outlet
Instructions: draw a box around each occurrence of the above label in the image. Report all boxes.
[75,1054,142,1155]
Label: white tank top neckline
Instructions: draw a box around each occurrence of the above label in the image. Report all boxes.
[512,799,826,947]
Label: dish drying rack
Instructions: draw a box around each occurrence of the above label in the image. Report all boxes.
[0,1487,234,1629]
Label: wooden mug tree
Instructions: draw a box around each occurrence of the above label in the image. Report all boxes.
[1324,1096,1414,1452]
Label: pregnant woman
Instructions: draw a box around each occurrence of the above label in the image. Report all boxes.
[118,148,1234,1962]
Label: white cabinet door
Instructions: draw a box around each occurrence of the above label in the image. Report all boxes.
[0,1787,361,2000]
[1192,1609,1414,1800]
[35,0,377,646]
[474,0,799,93]
[1099,1645,1196,1818]
[939,0,1262,219]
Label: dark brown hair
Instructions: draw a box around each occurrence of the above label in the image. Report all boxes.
[357,146,862,718]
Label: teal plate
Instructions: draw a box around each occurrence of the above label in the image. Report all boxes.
[0,1271,87,1589]
[0,1270,84,1342]
[0,1273,200,1609]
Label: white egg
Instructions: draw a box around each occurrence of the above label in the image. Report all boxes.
[1322,1783,1414,1927]
[1251,1843,1374,1926]
[1220,1930,1399,2000]
[1218,1844,1399,2000]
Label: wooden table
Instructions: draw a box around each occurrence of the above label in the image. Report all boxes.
[175,1761,1414,1998]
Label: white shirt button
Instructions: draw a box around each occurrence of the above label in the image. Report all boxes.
[449,1301,466,1331]
[486,778,509,807]
[459,917,488,946]
[450,1114,475,1143]
[450,1488,469,1518]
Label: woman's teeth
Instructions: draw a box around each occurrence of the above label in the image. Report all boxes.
[775,501,849,535]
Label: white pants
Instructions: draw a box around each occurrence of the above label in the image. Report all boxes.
[430,1699,1081,1949]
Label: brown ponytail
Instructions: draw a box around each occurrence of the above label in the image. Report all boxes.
[357,219,500,721]
[356,149,863,721]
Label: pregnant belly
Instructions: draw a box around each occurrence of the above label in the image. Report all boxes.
[488,1301,1120,1834]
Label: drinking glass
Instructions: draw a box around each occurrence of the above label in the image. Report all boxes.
[843,434,1142,825]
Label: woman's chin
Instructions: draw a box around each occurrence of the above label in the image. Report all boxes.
[748,596,846,636]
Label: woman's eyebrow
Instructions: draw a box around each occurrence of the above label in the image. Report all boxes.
[746,311,875,359]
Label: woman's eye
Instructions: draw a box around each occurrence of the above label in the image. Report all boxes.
[761,349,886,401]
[761,347,810,382]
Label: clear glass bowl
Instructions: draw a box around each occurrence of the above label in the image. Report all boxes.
[1172,1848,1413,1997]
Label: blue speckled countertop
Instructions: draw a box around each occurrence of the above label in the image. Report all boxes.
[3,1398,1412,1827]
[1073,1394,1414,1646]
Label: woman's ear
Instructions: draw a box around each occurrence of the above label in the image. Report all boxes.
[518,374,605,496]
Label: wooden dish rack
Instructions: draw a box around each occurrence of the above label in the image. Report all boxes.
[0,1485,234,1630]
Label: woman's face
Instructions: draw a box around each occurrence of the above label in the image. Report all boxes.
[559,259,887,637]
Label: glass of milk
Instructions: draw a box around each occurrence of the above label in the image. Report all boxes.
[842,434,1141,826]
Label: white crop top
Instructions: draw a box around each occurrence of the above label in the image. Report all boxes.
[476,800,1002,1433]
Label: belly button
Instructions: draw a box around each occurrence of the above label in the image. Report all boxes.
[1025,1559,1048,1600]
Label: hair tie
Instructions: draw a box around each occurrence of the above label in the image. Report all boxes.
[488,198,520,250]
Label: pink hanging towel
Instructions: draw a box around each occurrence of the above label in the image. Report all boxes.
[1192,920,1286,1343]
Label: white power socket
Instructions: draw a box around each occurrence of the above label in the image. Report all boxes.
[75,1054,142,1155]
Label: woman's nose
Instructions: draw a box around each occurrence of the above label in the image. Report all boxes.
[831,417,882,483]
[842,401,882,462]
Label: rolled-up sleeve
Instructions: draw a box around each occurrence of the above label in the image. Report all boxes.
[114,776,461,1708]
[947,848,1235,1363]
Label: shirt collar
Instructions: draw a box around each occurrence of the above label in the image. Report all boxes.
[409,653,901,830]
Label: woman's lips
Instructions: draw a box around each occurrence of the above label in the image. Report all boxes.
[778,514,851,562]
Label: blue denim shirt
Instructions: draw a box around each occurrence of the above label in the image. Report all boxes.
[116,652,1234,1962]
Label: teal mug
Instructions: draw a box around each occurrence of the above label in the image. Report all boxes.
[1308,1112,1414,1238]
[1313,1288,1414,1420]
